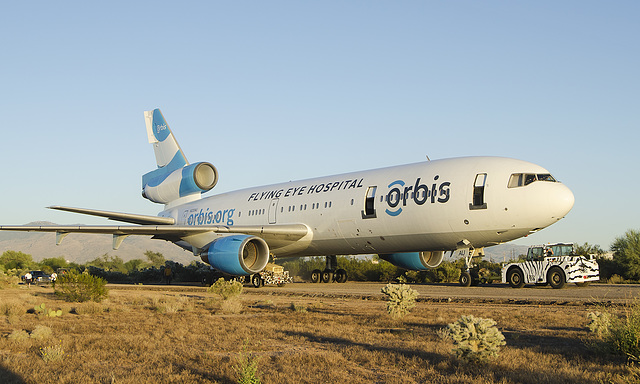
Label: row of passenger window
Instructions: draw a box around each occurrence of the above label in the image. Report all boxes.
[284,201,332,213]
[243,201,336,217]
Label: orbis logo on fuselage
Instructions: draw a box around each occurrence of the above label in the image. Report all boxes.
[385,176,451,216]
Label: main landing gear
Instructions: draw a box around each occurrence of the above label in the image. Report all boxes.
[310,255,348,284]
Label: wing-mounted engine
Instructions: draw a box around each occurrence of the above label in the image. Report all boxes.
[142,161,218,204]
[201,235,270,276]
[380,251,445,270]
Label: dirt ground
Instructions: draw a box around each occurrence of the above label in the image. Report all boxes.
[0,282,637,384]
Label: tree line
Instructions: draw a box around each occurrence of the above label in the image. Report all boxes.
[0,229,639,284]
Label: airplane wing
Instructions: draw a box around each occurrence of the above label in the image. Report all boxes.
[0,206,310,251]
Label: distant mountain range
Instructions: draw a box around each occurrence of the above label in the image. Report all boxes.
[0,222,195,264]
[0,222,529,265]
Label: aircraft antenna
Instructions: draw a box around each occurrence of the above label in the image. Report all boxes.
[426,155,431,161]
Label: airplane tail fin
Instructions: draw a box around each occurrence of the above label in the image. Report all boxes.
[144,109,188,172]
[142,109,218,206]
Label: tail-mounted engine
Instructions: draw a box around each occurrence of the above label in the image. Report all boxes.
[379,251,445,270]
[201,235,270,276]
[142,162,218,204]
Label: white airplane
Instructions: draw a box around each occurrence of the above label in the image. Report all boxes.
[0,109,574,284]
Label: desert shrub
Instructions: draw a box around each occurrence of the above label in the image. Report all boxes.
[7,329,30,343]
[40,344,64,363]
[0,271,19,289]
[220,299,243,314]
[54,271,108,302]
[425,261,462,283]
[587,311,612,337]
[151,295,194,314]
[72,301,104,315]
[234,345,261,384]
[591,300,640,360]
[1,301,23,317]
[30,325,53,340]
[289,302,307,313]
[208,278,243,300]
[445,315,506,363]
[400,270,424,283]
[381,283,418,320]
[608,274,627,284]
[208,278,244,314]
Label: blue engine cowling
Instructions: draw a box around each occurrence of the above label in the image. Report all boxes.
[142,162,218,204]
[379,251,445,270]
[204,235,270,276]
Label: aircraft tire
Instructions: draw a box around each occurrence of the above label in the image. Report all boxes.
[459,271,472,287]
[335,269,348,283]
[310,269,322,283]
[251,274,264,288]
[507,268,525,288]
[548,267,566,289]
[321,270,334,284]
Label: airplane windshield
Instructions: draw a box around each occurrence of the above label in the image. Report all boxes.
[508,173,557,188]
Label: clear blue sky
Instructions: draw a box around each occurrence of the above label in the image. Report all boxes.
[1,1,637,250]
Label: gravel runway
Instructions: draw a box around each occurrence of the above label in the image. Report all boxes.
[246,281,639,305]
[115,281,640,306]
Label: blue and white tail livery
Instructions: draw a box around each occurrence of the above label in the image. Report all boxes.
[142,109,218,206]
[0,108,575,281]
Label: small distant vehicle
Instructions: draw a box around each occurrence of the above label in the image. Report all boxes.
[250,263,293,288]
[21,270,52,285]
[501,243,600,289]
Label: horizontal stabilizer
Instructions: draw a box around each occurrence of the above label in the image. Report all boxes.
[47,206,175,225]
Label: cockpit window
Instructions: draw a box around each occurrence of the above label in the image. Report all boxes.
[508,173,557,188]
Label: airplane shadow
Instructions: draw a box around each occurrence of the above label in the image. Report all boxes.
[172,363,233,384]
[0,366,26,384]
[283,329,447,363]
[281,329,603,383]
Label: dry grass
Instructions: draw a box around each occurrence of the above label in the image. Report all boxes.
[0,284,636,384]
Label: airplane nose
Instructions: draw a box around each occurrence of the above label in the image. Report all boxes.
[552,184,575,219]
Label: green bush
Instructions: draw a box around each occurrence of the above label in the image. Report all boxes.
[54,271,108,302]
[381,283,418,320]
[208,278,243,300]
[234,345,261,384]
[425,261,462,283]
[589,300,640,361]
[445,315,506,363]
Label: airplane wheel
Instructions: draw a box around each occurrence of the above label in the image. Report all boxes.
[335,269,348,283]
[310,269,322,283]
[251,274,264,288]
[459,271,471,287]
[321,270,334,283]
[507,268,525,288]
[548,267,566,289]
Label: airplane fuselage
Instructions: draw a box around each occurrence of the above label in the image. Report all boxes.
[161,156,574,258]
